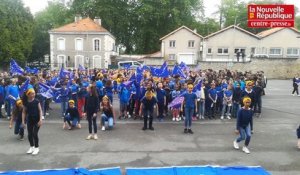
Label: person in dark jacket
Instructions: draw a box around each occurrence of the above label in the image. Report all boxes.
[63,100,81,130]
[83,85,99,140]
[241,81,256,109]
[233,97,253,154]
[232,83,242,118]
[292,77,299,96]
[139,90,158,131]
[253,80,263,114]
[297,125,300,149]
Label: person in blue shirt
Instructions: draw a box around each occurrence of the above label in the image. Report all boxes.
[139,90,157,130]
[208,83,217,119]
[233,97,253,154]
[104,80,114,104]
[221,85,233,120]
[171,84,181,121]
[78,76,89,118]
[100,95,115,131]
[7,79,20,119]
[0,79,5,118]
[118,83,130,119]
[70,79,79,107]
[181,83,197,134]
[60,82,70,118]
[156,82,166,122]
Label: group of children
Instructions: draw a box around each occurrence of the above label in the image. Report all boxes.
[1,67,269,154]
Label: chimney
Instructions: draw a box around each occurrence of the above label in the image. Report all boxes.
[75,15,82,23]
[94,17,102,26]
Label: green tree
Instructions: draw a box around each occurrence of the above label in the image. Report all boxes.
[29,2,72,63]
[0,0,34,66]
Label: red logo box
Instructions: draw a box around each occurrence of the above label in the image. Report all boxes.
[248,4,294,28]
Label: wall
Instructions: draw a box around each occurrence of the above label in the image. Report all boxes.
[197,58,300,79]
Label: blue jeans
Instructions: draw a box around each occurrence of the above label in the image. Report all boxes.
[101,114,114,129]
[232,102,240,118]
[236,124,251,146]
[221,104,232,116]
[184,107,194,128]
[14,119,24,136]
[64,114,79,127]
[61,100,68,117]
[198,100,205,117]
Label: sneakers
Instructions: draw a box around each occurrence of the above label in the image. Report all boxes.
[142,127,147,130]
[42,116,45,120]
[26,147,35,154]
[192,117,197,121]
[226,116,231,119]
[176,117,180,122]
[32,147,39,155]
[233,140,239,149]
[19,135,24,141]
[184,128,188,134]
[93,134,98,140]
[77,123,81,129]
[46,112,49,116]
[101,126,106,131]
[188,129,194,134]
[242,146,250,154]
[86,134,93,140]
[172,117,175,121]
[128,114,131,118]
[220,116,224,120]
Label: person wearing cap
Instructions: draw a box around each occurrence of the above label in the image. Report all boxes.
[9,99,24,140]
[233,96,254,154]
[139,90,158,130]
[22,88,43,155]
[63,100,81,130]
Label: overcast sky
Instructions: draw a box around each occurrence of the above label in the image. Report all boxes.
[23,0,300,17]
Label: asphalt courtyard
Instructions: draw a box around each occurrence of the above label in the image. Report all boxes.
[0,80,299,175]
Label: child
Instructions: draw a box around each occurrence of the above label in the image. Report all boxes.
[83,85,99,140]
[208,83,217,119]
[22,88,43,155]
[9,99,24,140]
[297,125,300,149]
[181,84,197,134]
[100,96,115,131]
[139,90,158,131]
[118,84,130,119]
[156,82,166,122]
[233,97,253,154]
[171,84,181,121]
[63,100,81,130]
[221,85,233,120]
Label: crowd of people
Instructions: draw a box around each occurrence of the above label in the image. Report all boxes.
[0,65,268,155]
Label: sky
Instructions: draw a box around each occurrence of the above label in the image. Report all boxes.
[23,0,300,17]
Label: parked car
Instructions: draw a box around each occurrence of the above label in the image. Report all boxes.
[118,61,143,69]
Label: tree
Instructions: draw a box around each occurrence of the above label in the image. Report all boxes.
[0,0,34,67]
[29,2,72,63]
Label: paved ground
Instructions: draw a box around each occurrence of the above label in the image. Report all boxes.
[0,80,299,174]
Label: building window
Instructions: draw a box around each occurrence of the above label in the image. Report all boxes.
[93,39,100,51]
[75,38,83,51]
[169,54,175,60]
[207,48,212,54]
[169,40,176,48]
[287,48,299,56]
[269,48,282,55]
[188,40,195,48]
[57,38,65,50]
[234,48,246,55]
[217,48,229,55]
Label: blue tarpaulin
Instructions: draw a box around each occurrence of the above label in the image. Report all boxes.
[126,166,270,175]
[0,167,121,175]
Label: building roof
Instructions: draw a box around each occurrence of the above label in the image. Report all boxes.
[144,51,162,58]
[159,26,203,40]
[204,25,259,39]
[256,27,300,38]
[50,17,109,33]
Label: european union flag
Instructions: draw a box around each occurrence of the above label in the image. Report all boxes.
[59,67,70,79]
[25,66,39,75]
[172,65,186,78]
[19,79,30,96]
[78,64,86,71]
[10,59,24,75]
[168,96,184,108]
[129,73,136,81]
[193,80,202,92]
